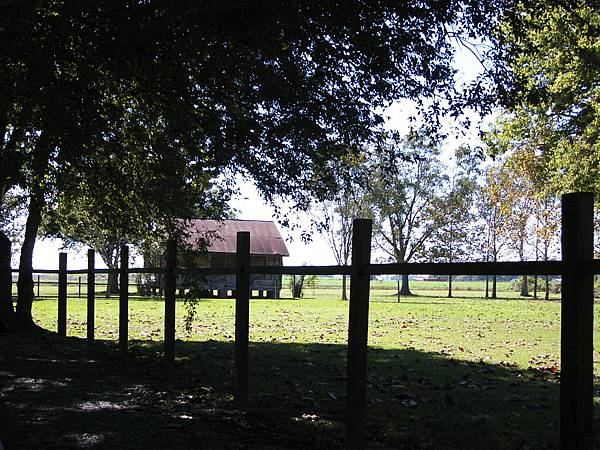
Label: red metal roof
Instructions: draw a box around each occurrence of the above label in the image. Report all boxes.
[181,219,290,256]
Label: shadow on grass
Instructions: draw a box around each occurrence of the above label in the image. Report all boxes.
[1,334,598,449]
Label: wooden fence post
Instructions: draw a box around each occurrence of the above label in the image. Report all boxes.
[119,245,129,356]
[37,275,40,297]
[560,192,594,449]
[58,252,67,337]
[164,239,177,365]
[87,249,95,343]
[346,219,372,449]
[78,276,81,298]
[235,231,250,409]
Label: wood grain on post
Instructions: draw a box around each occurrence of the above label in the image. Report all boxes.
[87,249,95,343]
[119,245,129,355]
[57,252,67,337]
[164,239,177,365]
[560,192,594,449]
[346,219,372,449]
[235,231,250,409]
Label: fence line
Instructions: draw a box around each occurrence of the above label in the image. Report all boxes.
[12,259,600,278]
[6,192,599,449]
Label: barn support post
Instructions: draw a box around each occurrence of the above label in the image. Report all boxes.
[235,231,250,410]
[346,219,372,449]
[560,192,594,449]
[119,245,129,356]
[57,252,67,337]
[87,249,95,343]
[164,239,177,366]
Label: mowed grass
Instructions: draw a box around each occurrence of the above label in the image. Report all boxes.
[27,285,600,449]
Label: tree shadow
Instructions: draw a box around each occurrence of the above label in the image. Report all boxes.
[1,334,598,449]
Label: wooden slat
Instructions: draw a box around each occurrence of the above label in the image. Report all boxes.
[119,245,129,356]
[346,219,372,449]
[560,193,594,449]
[87,249,95,343]
[164,239,177,365]
[177,266,237,276]
[12,260,600,277]
[249,265,352,275]
[369,261,566,276]
[57,253,67,337]
[235,232,250,410]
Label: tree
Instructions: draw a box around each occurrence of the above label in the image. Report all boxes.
[484,113,564,298]
[289,273,318,299]
[320,194,355,300]
[0,1,510,331]
[493,2,600,156]
[533,192,560,299]
[0,190,26,330]
[477,164,512,299]
[366,133,447,296]
[502,150,536,297]
[318,155,368,300]
[489,2,600,227]
[45,175,232,297]
[427,147,480,297]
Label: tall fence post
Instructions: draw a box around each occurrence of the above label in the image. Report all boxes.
[119,245,129,356]
[37,275,40,297]
[164,239,177,365]
[87,249,95,343]
[346,219,372,449]
[560,192,594,449]
[57,252,67,337]
[235,231,250,410]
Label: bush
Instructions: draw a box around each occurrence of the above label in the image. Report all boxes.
[510,276,561,294]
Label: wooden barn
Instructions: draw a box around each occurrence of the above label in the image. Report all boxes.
[179,219,289,298]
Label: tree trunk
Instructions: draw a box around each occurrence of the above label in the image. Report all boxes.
[447,274,453,298]
[102,245,121,298]
[0,231,16,331]
[399,274,412,296]
[491,275,497,299]
[545,275,550,300]
[341,274,347,301]
[16,194,44,331]
[520,274,530,297]
[291,275,304,298]
[533,274,538,299]
[485,275,489,298]
[106,270,120,297]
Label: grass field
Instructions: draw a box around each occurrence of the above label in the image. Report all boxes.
[24,286,600,449]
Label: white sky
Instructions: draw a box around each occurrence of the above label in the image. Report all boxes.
[29,43,487,270]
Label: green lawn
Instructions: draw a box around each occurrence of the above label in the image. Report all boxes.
[27,289,600,449]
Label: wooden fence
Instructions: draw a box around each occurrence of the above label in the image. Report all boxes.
[9,192,600,449]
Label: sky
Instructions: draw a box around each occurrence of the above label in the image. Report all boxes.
[29,43,487,270]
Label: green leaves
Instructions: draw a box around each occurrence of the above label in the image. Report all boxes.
[491,1,600,202]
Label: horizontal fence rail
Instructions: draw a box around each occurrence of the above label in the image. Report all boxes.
[13,260,600,278]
